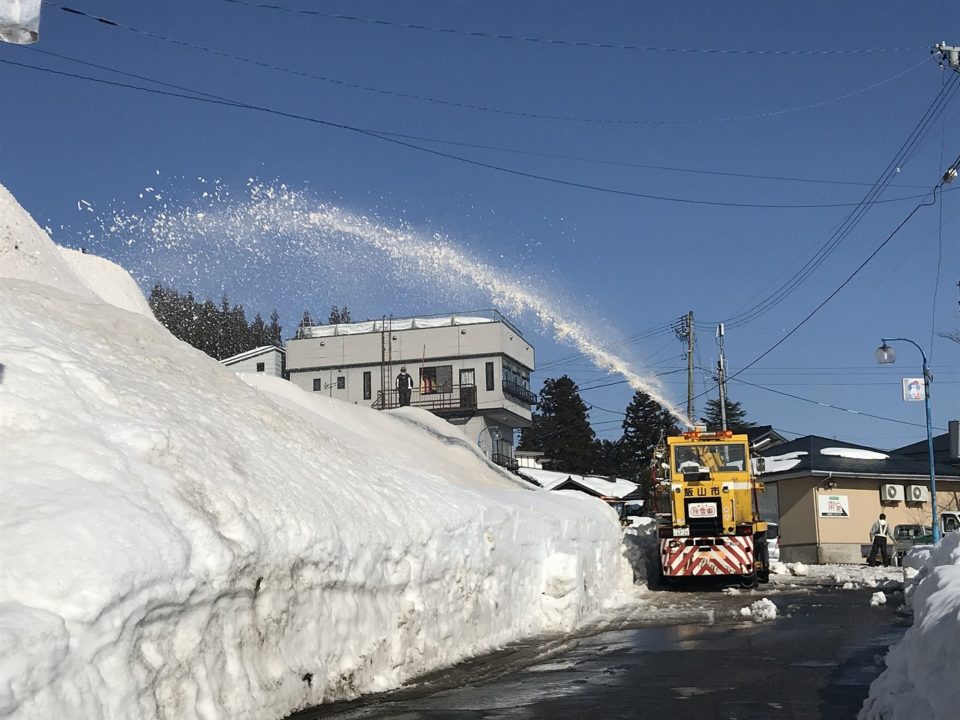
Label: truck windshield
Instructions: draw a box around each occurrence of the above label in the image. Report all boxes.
[674,443,747,473]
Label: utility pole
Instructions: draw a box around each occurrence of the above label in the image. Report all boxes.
[673,311,696,421]
[716,323,728,431]
[686,311,695,421]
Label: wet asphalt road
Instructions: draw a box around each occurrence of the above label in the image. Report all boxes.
[289,582,905,720]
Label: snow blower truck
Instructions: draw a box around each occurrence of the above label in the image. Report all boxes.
[656,428,770,587]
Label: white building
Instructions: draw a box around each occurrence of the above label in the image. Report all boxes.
[285,312,536,470]
[220,346,285,377]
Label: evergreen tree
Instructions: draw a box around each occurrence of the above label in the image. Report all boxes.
[590,438,623,477]
[268,310,282,346]
[328,305,341,324]
[519,376,595,474]
[700,397,756,433]
[620,391,679,498]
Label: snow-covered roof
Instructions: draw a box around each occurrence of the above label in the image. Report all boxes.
[300,315,496,339]
[220,345,284,365]
[757,435,960,479]
[519,467,640,499]
[820,447,888,461]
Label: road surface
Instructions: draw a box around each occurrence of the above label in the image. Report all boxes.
[289,581,905,720]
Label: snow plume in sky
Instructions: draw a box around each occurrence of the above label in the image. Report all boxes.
[0,181,635,718]
[87,179,691,427]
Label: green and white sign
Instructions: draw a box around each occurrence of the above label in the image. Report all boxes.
[818,494,849,517]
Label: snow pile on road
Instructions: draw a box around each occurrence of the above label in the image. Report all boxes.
[869,591,887,607]
[739,598,777,622]
[0,184,632,720]
[860,532,960,720]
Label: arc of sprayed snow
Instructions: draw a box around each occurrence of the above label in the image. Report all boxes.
[307,207,693,428]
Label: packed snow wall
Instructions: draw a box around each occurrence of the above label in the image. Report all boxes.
[859,532,960,720]
[0,184,632,720]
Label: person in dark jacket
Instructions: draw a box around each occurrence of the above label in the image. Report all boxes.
[396,366,414,407]
[867,513,894,566]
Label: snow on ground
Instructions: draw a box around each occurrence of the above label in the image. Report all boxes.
[860,532,960,720]
[739,598,777,622]
[0,185,634,720]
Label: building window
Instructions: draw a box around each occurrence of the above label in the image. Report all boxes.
[485,361,495,391]
[256,362,265,372]
[313,378,322,392]
[363,371,372,400]
[337,376,346,390]
[502,359,535,404]
[420,365,452,394]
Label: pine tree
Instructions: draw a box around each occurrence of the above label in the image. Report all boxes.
[268,310,282,346]
[329,305,341,324]
[700,397,756,433]
[519,376,595,474]
[619,391,679,498]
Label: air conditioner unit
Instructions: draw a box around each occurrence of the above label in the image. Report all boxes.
[881,484,904,502]
[906,485,930,503]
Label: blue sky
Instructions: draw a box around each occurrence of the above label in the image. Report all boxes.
[3,0,960,448]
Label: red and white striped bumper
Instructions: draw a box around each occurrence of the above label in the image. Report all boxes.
[660,535,754,577]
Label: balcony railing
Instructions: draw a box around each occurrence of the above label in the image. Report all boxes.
[492,452,519,472]
[374,383,478,416]
[502,379,537,406]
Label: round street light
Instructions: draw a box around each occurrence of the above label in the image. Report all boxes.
[875,343,896,364]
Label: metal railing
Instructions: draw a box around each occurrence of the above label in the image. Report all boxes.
[492,453,519,471]
[374,383,478,414]
[502,379,537,406]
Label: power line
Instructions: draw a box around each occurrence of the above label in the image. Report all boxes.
[728,376,946,431]
[50,4,933,127]
[709,74,960,329]
[214,0,926,56]
[9,52,940,211]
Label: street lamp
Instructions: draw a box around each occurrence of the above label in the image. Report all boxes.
[876,338,940,543]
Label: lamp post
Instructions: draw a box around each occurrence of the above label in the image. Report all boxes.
[876,338,940,543]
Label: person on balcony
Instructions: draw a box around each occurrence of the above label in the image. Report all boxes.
[396,367,414,407]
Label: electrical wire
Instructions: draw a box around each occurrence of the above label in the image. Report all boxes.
[931,71,948,362]
[5,50,957,211]
[727,376,946,431]
[49,4,933,127]
[214,0,926,56]
[707,73,960,329]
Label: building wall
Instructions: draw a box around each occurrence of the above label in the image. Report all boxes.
[285,321,534,423]
[223,350,283,377]
[774,477,819,564]
[770,474,960,564]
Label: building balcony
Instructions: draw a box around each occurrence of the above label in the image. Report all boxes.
[502,379,537,407]
[375,383,478,418]
[492,452,519,472]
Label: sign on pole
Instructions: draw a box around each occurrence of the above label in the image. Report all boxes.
[902,378,925,402]
[0,0,41,44]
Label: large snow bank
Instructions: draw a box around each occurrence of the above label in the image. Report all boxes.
[0,185,632,720]
[860,532,960,719]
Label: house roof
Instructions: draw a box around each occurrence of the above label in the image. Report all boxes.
[517,468,641,499]
[893,430,959,466]
[746,425,787,451]
[220,345,284,366]
[757,435,960,480]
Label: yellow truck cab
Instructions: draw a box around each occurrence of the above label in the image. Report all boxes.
[657,429,770,586]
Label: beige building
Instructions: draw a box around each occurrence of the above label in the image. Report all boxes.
[758,435,960,564]
[285,312,535,470]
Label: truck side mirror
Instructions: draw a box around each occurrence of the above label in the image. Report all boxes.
[756,457,766,473]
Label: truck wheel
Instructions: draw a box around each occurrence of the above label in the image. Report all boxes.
[739,572,758,589]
